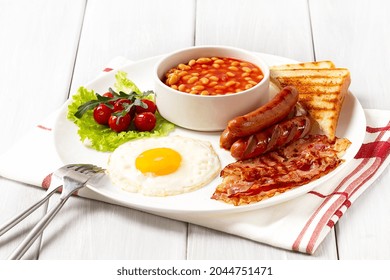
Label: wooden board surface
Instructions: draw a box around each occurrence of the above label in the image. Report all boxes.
[0,0,389,260]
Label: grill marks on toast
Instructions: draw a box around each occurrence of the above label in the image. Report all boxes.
[270,63,351,140]
[270,60,335,70]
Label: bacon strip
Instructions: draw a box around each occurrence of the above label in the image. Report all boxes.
[212,135,351,206]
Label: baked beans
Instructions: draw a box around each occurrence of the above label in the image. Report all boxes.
[164,57,264,95]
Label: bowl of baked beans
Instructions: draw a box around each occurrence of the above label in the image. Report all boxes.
[154,45,270,131]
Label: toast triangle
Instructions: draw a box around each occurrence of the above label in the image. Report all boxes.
[270,63,351,140]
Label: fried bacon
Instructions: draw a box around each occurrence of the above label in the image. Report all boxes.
[212,134,351,206]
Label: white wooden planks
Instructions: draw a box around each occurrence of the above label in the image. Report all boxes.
[0,179,46,260]
[309,0,390,259]
[0,0,86,259]
[0,0,86,153]
[69,0,196,96]
[309,0,390,110]
[38,195,187,259]
[38,0,195,259]
[188,0,338,260]
[0,0,389,260]
[195,0,314,61]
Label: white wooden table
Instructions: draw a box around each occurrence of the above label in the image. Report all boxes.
[0,0,389,260]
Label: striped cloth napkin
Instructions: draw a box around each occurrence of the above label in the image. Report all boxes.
[0,57,389,254]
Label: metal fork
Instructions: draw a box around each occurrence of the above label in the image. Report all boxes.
[0,164,105,260]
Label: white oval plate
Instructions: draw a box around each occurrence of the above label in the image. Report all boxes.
[53,53,366,214]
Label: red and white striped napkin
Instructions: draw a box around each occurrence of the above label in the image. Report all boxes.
[0,57,389,254]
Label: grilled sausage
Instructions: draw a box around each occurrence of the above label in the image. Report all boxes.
[230,115,311,160]
[227,86,299,137]
[220,127,239,150]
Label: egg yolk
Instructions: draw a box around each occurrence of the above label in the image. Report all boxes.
[135,147,182,176]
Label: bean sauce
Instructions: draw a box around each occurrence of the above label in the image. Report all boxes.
[164,57,264,95]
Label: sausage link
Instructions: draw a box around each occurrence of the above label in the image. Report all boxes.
[230,115,311,160]
[220,102,307,150]
[220,127,239,150]
[227,86,298,137]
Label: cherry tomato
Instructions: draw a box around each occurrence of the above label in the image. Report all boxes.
[114,99,132,112]
[102,92,115,106]
[134,112,156,132]
[114,99,136,119]
[136,99,157,114]
[102,92,114,98]
[93,104,113,125]
[108,113,131,132]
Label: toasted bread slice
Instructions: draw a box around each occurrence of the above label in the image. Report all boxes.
[270,67,351,140]
[270,60,335,70]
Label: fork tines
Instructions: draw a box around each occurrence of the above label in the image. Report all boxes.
[65,164,105,174]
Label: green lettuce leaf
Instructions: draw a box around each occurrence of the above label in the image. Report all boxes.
[114,71,142,95]
[67,72,175,152]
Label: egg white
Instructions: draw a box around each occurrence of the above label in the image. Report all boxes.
[107,136,221,196]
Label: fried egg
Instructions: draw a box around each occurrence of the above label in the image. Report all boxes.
[107,136,221,196]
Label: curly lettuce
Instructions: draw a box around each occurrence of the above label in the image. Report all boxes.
[67,71,175,152]
[114,70,142,95]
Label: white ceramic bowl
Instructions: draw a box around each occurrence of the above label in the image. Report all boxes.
[154,45,270,131]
